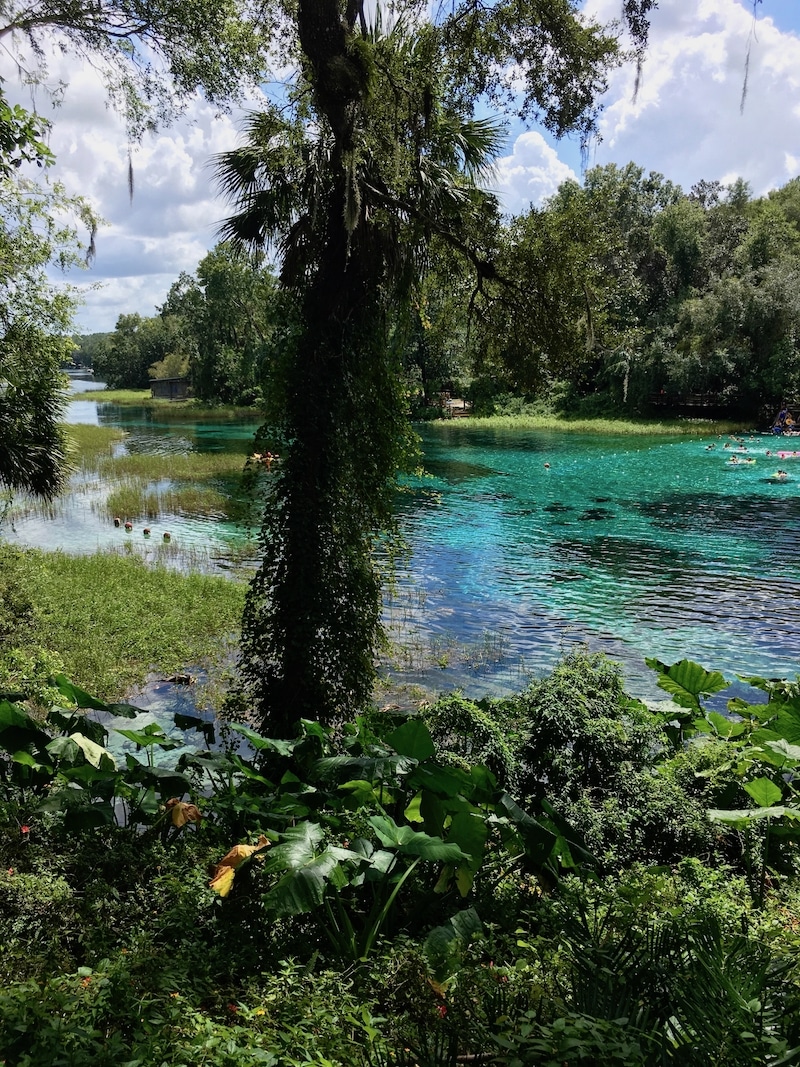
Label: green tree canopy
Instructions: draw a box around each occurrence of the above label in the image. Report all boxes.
[0,0,272,137]
[0,175,96,497]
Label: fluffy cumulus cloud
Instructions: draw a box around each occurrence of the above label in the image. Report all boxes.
[582,0,800,193]
[493,131,579,214]
[493,0,800,212]
[3,48,258,332]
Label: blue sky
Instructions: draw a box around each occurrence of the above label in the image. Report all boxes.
[4,0,800,332]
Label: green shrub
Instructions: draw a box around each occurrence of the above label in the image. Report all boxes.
[501,648,662,799]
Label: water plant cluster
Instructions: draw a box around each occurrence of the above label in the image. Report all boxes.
[2,647,800,1064]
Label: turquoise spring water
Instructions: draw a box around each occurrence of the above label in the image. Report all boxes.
[4,378,799,704]
[388,423,800,701]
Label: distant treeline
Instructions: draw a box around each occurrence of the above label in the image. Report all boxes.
[76,165,800,420]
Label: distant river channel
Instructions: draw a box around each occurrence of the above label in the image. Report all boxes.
[5,373,800,704]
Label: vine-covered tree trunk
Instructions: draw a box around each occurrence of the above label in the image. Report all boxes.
[238,1,399,732]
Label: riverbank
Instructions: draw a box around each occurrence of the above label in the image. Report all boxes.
[72,387,259,422]
[75,388,751,437]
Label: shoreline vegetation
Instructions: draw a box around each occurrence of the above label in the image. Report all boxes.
[72,387,262,422]
[74,386,752,435]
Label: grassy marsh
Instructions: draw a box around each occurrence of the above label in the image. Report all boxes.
[94,450,248,480]
[0,545,246,701]
[443,413,749,435]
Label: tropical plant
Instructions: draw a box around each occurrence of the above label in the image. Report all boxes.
[648,658,800,906]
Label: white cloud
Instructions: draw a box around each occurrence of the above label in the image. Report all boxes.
[493,131,579,214]
[5,2,800,331]
[483,0,800,215]
[3,46,259,332]
[580,0,800,195]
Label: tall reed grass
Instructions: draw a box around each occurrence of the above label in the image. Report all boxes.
[72,388,260,422]
[438,414,749,436]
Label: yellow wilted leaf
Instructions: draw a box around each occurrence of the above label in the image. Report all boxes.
[217,834,270,871]
[209,865,236,897]
[209,835,270,897]
[166,799,203,828]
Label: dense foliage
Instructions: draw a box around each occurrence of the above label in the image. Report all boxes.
[470,167,800,419]
[0,0,272,137]
[2,648,800,1064]
[0,172,96,498]
[89,244,283,402]
[92,165,800,426]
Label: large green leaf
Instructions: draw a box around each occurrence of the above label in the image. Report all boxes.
[115,723,181,750]
[447,809,489,896]
[173,712,215,745]
[0,700,34,730]
[125,763,192,795]
[423,907,483,984]
[702,711,748,739]
[408,762,471,799]
[47,710,108,746]
[494,794,557,869]
[316,753,413,782]
[744,778,783,807]
[341,778,397,808]
[0,701,51,757]
[645,658,729,711]
[755,739,800,767]
[368,815,468,861]
[47,732,116,770]
[64,803,116,830]
[104,702,142,719]
[709,806,800,827]
[11,750,53,774]
[261,823,368,918]
[228,721,297,756]
[264,861,330,918]
[264,822,326,872]
[50,674,110,711]
[386,718,435,761]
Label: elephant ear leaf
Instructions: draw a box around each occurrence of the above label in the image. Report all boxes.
[645,658,728,712]
[744,777,783,808]
[50,675,110,711]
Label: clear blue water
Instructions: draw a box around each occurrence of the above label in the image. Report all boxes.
[387,424,800,700]
[5,377,799,703]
